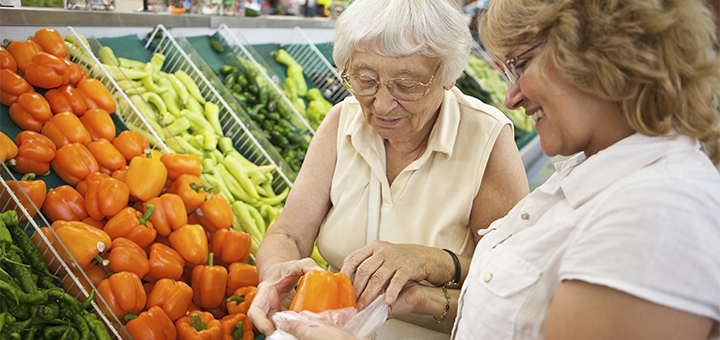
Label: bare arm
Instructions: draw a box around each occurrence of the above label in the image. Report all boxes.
[545,280,715,340]
[255,103,343,282]
[469,124,529,245]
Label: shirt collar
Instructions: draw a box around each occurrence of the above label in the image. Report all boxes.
[558,132,700,208]
[344,89,460,158]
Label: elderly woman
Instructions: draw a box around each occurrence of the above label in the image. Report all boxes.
[247,0,529,338]
[272,0,720,339]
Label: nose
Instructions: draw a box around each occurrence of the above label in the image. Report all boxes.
[504,81,524,111]
[372,83,398,114]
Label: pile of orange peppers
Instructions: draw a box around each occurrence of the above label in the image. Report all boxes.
[2,28,258,340]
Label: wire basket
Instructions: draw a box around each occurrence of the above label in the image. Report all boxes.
[279,26,351,105]
[145,24,296,191]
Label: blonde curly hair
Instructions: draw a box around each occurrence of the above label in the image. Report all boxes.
[480,0,720,164]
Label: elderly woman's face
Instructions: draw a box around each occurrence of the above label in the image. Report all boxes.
[347,52,445,143]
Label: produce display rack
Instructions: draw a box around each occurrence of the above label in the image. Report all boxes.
[215,23,317,135]
[143,24,296,191]
[279,26,351,105]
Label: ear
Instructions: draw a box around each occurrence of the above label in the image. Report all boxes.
[443,81,456,91]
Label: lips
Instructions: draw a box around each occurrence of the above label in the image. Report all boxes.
[531,109,545,123]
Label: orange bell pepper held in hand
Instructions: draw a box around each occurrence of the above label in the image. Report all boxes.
[103,206,158,249]
[0,173,46,219]
[194,194,233,233]
[45,84,88,116]
[41,185,88,222]
[145,193,188,237]
[77,77,117,113]
[225,286,256,316]
[219,313,254,340]
[289,270,357,313]
[96,271,147,318]
[168,224,208,266]
[53,220,112,270]
[8,92,52,132]
[145,242,186,282]
[25,52,68,89]
[105,237,150,279]
[80,109,116,142]
[125,151,168,202]
[0,46,18,72]
[31,28,68,59]
[87,138,125,175]
[0,131,18,163]
[211,229,251,265]
[41,111,92,148]
[11,131,56,175]
[125,306,177,340]
[192,253,228,309]
[85,176,130,220]
[226,262,259,295]
[176,311,223,340]
[147,278,193,321]
[51,143,99,186]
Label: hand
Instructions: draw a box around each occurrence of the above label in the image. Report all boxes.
[340,240,430,311]
[248,258,323,335]
[387,281,427,318]
[278,319,364,340]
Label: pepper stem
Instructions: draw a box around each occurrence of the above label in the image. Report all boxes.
[139,204,154,226]
[94,254,109,267]
[189,313,207,331]
[231,322,245,340]
[124,313,138,322]
[20,173,36,181]
[208,252,214,267]
[226,295,246,304]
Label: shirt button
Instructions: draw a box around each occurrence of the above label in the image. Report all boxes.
[483,272,493,282]
[521,212,530,221]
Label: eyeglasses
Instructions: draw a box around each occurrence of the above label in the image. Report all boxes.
[502,40,547,83]
[340,64,440,101]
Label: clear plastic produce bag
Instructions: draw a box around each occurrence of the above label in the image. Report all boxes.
[268,294,389,340]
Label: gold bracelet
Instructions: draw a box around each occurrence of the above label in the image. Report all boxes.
[432,285,451,324]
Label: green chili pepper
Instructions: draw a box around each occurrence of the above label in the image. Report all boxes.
[231,201,263,242]
[221,155,260,199]
[47,289,85,318]
[204,101,224,136]
[214,163,255,203]
[166,117,191,136]
[86,318,110,340]
[0,218,12,256]
[3,212,56,281]
[6,301,29,320]
[210,40,224,53]
[159,78,182,116]
[71,314,90,340]
[117,57,147,70]
[3,249,37,294]
[219,65,233,75]
[174,69,206,104]
[166,73,189,105]
[223,71,237,88]
[37,301,59,322]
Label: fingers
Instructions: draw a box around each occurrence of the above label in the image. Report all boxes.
[278,320,361,340]
[248,281,280,335]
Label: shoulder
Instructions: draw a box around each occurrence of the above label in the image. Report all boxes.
[451,87,512,128]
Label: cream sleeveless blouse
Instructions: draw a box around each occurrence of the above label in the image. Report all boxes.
[316,87,511,338]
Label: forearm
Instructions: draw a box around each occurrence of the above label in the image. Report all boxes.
[423,247,472,288]
[255,231,305,282]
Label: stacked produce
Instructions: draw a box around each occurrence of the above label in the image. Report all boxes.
[2,28,264,339]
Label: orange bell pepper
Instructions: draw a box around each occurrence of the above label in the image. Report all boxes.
[226,262,259,296]
[219,313,253,340]
[31,226,62,273]
[110,165,129,182]
[75,171,110,197]
[80,109,116,142]
[6,39,42,73]
[125,151,168,202]
[211,229,251,265]
[144,193,188,237]
[81,216,105,229]
[53,220,112,270]
[176,311,222,340]
[168,224,208,266]
[31,28,68,59]
[193,194,233,233]
[289,270,357,313]
[63,58,88,86]
[62,261,108,302]
[146,242,186,283]
[112,130,149,163]
[0,173,46,219]
[225,286,256,316]
[96,271,146,318]
[41,111,92,148]
[44,84,88,116]
[11,131,56,175]
[105,237,150,279]
[103,206,157,249]
[41,185,88,222]
[87,138,125,175]
[77,77,116,113]
[167,174,208,212]
[0,68,34,107]
[147,278,193,321]
[85,176,130,220]
[125,306,177,340]
[0,131,18,163]
[160,153,203,180]
[8,91,52,132]
[50,142,99,186]
[191,253,228,309]
[0,46,18,72]
[24,51,68,89]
